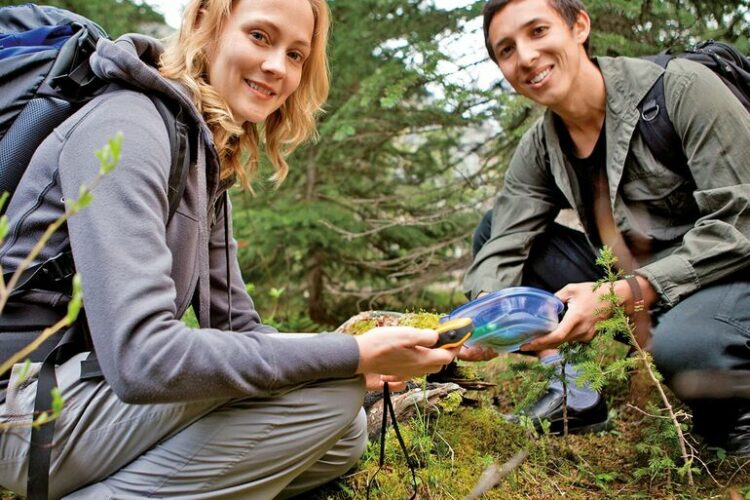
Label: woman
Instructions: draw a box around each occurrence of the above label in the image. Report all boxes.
[0,0,458,497]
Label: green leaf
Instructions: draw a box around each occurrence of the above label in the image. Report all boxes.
[51,387,64,415]
[333,124,356,141]
[16,359,32,383]
[73,186,93,212]
[0,214,9,242]
[269,287,285,299]
[33,411,50,427]
[66,273,84,323]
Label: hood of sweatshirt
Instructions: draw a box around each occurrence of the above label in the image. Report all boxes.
[89,34,221,199]
[90,34,225,327]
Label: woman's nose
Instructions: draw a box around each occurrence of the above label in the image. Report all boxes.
[261,50,287,78]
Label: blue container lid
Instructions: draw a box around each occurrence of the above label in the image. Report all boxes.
[443,287,564,352]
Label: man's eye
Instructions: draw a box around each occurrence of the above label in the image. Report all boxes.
[498,46,514,58]
[532,26,548,36]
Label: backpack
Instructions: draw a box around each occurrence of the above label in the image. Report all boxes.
[0,5,194,499]
[637,40,750,175]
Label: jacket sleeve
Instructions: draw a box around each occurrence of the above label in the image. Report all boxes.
[463,125,563,299]
[636,59,750,306]
[58,91,359,404]
[208,196,277,333]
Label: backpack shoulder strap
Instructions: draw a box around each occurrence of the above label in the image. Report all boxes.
[146,94,192,223]
[637,53,688,174]
[5,95,194,298]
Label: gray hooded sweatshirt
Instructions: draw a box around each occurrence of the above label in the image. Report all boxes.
[0,35,360,403]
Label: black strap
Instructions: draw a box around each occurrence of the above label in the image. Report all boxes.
[27,321,85,500]
[637,52,688,175]
[6,251,75,299]
[365,382,418,500]
[147,94,192,224]
[223,192,233,331]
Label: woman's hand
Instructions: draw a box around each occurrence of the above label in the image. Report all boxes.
[355,326,458,379]
[364,373,408,392]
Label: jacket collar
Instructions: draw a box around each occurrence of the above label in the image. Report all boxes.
[540,56,664,211]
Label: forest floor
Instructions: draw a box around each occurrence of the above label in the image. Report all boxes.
[311,316,750,499]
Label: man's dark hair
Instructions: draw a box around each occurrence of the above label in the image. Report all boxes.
[483,0,589,63]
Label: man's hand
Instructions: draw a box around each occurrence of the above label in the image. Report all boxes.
[520,276,658,352]
[457,345,498,362]
[355,326,459,379]
[520,281,608,351]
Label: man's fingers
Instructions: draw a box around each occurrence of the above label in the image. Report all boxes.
[458,345,497,361]
[521,317,574,351]
[555,284,574,303]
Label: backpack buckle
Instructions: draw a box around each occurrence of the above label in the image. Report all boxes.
[40,252,75,283]
[641,99,660,122]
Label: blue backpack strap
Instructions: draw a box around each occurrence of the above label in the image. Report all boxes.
[637,52,688,175]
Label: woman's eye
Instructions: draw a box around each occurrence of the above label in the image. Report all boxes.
[250,31,267,42]
[532,26,548,36]
[288,51,305,63]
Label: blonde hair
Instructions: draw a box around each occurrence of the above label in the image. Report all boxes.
[159,0,330,188]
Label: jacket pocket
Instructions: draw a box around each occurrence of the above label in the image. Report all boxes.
[715,280,750,337]
[166,211,200,311]
[621,172,697,241]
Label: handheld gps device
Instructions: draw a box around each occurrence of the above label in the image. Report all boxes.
[433,317,474,349]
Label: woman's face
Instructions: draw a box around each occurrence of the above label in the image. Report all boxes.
[206,0,315,124]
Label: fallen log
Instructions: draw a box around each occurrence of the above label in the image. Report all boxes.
[365,382,465,440]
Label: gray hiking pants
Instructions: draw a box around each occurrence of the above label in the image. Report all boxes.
[0,351,367,499]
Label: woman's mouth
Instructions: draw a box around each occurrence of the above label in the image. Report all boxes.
[245,79,275,98]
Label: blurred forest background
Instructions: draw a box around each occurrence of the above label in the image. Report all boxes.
[5,0,750,331]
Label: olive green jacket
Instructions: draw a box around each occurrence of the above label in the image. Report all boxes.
[464,56,750,307]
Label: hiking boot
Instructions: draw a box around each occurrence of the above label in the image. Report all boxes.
[694,400,750,457]
[723,410,750,457]
[504,388,610,435]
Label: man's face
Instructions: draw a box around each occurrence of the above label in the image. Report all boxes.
[487,0,589,108]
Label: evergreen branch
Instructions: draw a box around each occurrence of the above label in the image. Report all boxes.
[596,246,694,487]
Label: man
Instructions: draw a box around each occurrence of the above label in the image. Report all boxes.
[465,0,750,453]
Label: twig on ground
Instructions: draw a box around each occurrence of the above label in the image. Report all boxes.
[464,449,529,500]
[625,403,671,420]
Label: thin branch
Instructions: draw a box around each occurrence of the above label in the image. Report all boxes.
[465,450,529,500]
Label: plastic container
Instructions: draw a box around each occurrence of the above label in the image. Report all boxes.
[442,287,564,352]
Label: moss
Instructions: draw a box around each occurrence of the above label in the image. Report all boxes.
[312,313,750,499]
[400,311,442,329]
[348,319,377,335]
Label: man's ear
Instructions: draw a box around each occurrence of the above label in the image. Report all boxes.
[572,9,591,45]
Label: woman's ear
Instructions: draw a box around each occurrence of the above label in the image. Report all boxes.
[194,8,207,30]
[572,10,591,45]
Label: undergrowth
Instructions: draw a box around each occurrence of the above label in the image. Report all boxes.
[312,348,750,498]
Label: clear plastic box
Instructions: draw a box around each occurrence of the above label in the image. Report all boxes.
[442,287,564,352]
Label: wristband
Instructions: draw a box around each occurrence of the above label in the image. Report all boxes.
[623,274,645,313]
